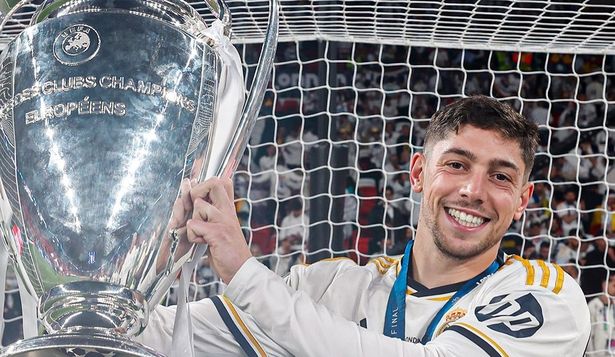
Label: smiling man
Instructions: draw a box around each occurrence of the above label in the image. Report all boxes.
[140,96,590,356]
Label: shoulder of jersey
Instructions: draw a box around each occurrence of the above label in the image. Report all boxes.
[366,256,401,275]
[295,256,362,274]
[497,255,569,295]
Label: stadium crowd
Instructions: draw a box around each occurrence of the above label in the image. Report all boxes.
[1,42,614,353]
[229,41,615,356]
[236,41,615,298]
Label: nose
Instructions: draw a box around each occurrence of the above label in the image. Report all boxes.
[459,171,486,204]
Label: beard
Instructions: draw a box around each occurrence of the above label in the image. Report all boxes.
[422,203,501,261]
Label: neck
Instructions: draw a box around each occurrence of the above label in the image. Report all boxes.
[411,236,499,289]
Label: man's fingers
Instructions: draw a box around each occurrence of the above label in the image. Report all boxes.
[192,197,224,223]
[190,177,235,211]
[180,178,193,212]
[222,177,234,202]
[170,195,186,227]
[186,219,218,244]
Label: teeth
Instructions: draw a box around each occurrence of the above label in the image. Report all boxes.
[447,208,485,228]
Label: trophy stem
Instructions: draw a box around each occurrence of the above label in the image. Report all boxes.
[39,281,148,337]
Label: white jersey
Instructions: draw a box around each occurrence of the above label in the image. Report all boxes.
[138,254,590,356]
[587,297,615,356]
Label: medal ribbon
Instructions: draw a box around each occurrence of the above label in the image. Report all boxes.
[383,240,502,343]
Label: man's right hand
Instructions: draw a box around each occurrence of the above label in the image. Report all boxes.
[187,177,252,284]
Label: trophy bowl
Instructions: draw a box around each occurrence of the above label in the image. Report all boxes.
[0,0,278,355]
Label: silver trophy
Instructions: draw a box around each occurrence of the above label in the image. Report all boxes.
[0,0,278,355]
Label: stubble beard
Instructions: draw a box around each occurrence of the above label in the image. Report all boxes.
[425,207,501,261]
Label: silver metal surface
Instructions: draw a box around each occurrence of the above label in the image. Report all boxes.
[2,332,164,356]
[0,0,278,355]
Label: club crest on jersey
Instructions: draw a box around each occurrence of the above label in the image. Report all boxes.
[435,308,467,337]
[53,24,100,66]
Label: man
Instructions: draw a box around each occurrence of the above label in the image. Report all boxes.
[587,273,615,356]
[556,188,580,237]
[139,96,590,356]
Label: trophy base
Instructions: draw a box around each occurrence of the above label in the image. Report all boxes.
[0,332,165,357]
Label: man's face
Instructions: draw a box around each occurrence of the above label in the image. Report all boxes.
[410,125,533,261]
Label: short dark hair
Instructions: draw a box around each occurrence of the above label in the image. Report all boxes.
[424,95,538,179]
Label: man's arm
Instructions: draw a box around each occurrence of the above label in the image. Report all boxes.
[226,258,449,357]
[188,178,590,356]
[137,296,293,356]
[225,258,590,357]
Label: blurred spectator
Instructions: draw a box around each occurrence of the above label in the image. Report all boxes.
[555,236,580,265]
[396,124,411,157]
[269,237,303,277]
[250,243,270,269]
[524,220,549,253]
[279,198,309,250]
[556,188,580,237]
[578,139,606,184]
[587,273,615,356]
[562,260,580,281]
[525,102,550,127]
[500,233,523,255]
[280,126,303,169]
[537,241,552,261]
[276,160,304,199]
[591,193,615,237]
[582,237,615,297]
[367,186,408,254]
[251,144,277,198]
[523,243,539,260]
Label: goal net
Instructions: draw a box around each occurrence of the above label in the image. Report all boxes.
[0,0,614,353]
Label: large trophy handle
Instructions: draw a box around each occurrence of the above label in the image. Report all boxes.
[187,0,278,281]
[215,0,279,178]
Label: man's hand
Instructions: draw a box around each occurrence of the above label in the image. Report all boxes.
[187,177,252,284]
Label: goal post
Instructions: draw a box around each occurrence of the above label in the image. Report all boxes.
[0,0,614,352]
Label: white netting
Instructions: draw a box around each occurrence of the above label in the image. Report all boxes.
[0,0,614,355]
[2,0,615,54]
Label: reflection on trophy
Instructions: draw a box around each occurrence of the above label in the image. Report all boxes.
[0,0,278,355]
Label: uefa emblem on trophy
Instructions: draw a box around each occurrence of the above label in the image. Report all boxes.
[0,0,278,355]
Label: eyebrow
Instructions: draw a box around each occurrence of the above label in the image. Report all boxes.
[442,147,521,174]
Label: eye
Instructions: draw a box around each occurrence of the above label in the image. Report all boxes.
[447,161,464,170]
[494,173,511,182]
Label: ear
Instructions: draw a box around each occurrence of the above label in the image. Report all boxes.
[409,152,425,193]
[513,182,534,221]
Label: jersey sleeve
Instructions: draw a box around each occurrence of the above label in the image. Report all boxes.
[136,257,365,356]
[136,295,292,356]
[432,259,591,357]
[226,257,451,356]
[225,257,591,357]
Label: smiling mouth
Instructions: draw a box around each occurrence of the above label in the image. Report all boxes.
[446,208,490,228]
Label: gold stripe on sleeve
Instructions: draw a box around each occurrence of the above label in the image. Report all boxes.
[553,264,565,294]
[512,255,535,286]
[536,260,550,289]
[456,322,510,357]
[222,296,267,357]
[368,258,388,275]
[382,256,399,265]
